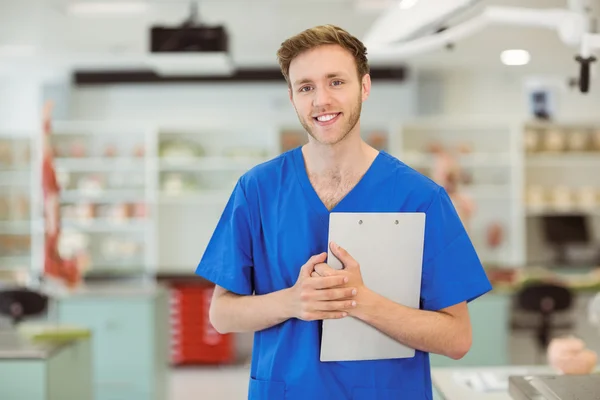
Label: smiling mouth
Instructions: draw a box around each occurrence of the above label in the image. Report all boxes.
[313,113,341,125]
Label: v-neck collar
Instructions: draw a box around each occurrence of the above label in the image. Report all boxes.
[291,146,383,225]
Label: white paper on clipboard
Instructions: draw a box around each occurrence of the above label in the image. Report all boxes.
[320,212,426,362]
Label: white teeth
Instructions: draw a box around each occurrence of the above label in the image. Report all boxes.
[316,113,338,122]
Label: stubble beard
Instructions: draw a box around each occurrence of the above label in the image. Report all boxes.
[298,94,362,146]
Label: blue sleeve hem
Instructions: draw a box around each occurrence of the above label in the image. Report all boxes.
[423,280,493,311]
[195,264,253,296]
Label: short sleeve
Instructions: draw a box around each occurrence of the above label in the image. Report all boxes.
[420,187,492,311]
[195,179,254,295]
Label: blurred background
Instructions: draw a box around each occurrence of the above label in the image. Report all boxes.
[2,0,600,399]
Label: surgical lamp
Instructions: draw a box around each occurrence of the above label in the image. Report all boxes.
[364,0,600,93]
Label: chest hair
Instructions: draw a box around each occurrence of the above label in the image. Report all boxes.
[308,170,362,211]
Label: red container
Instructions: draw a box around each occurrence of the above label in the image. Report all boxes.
[169,284,235,365]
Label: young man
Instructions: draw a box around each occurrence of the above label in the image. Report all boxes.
[196,25,492,399]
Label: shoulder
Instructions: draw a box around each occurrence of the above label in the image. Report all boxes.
[378,151,442,210]
[236,148,296,197]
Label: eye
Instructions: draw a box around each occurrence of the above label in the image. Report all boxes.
[299,86,312,93]
[331,80,344,86]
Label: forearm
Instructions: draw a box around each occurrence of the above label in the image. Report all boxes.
[355,289,471,359]
[209,288,294,334]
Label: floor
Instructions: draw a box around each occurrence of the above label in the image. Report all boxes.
[166,322,600,400]
[169,365,250,400]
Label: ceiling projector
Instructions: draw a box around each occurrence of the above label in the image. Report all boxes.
[150,24,228,54]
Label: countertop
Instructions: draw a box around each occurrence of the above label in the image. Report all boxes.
[0,331,72,360]
[486,265,600,294]
[432,365,556,400]
[47,281,167,298]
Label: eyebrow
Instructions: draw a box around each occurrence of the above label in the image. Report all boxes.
[293,72,347,87]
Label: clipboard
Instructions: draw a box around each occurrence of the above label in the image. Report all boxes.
[320,212,426,362]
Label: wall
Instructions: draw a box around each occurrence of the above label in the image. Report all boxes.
[424,69,600,122]
[0,79,41,133]
[66,69,600,127]
[66,80,417,126]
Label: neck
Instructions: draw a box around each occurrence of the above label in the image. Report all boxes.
[301,131,379,178]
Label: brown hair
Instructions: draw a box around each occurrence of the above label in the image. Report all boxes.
[276,24,370,86]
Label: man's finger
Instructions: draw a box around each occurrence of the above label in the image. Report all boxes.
[310,271,320,278]
[330,242,358,269]
[300,252,327,277]
[316,299,357,311]
[309,275,348,290]
[305,311,348,321]
[313,287,357,301]
[320,311,348,320]
[314,262,337,277]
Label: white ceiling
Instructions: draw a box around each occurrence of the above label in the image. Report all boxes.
[0,0,596,78]
[402,0,594,76]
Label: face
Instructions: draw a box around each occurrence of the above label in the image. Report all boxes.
[288,44,371,146]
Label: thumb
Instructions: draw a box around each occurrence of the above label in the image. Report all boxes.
[330,242,356,269]
[300,252,327,277]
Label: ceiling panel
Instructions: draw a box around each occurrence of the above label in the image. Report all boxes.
[36,0,381,65]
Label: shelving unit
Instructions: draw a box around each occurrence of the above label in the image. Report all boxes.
[154,124,278,274]
[21,121,394,278]
[8,117,598,280]
[0,132,40,280]
[46,121,157,279]
[523,121,600,266]
[395,119,525,267]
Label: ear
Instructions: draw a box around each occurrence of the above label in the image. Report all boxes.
[361,74,372,102]
[288,87,293,103]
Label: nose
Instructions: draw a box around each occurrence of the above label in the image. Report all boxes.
[312,86,332,109]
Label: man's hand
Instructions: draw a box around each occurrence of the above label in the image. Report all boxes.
[310,242,368,316]
[288,252,357,321]
[309,244,473,359]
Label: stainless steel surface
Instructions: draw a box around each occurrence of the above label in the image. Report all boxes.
[509,374,600,400]
[508,376,547,400]
[530,375,600,400]
[0,331,68,359]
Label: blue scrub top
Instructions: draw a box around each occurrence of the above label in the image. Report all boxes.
[196,147,492,400]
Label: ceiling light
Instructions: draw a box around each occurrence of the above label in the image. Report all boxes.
[501,49,530,66]
[399,0,419,9]
[67,1,149,15]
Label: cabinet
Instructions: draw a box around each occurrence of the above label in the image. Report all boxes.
[0,335,92,400]
[430,293,511,367]
[54,285,169,400]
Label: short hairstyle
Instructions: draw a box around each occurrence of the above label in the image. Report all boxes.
[276,24,370,86]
